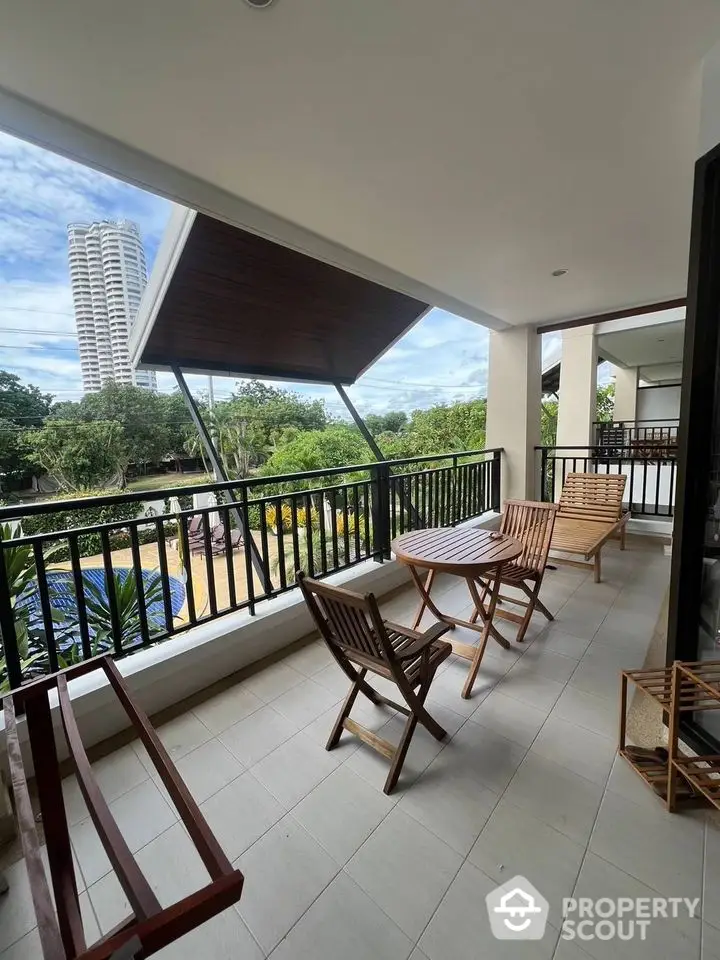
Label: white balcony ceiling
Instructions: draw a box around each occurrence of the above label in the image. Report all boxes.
[1,1,719,328]
[598,320,686,369]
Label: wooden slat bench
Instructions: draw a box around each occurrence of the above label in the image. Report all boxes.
[3,655,244,959]
[549,472,629,583]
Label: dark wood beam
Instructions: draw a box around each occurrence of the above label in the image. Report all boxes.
[536,298,686,335]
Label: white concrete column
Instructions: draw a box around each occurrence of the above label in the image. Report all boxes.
[486,326,541,503]
[612,365,638,423]
[556,326,597,448]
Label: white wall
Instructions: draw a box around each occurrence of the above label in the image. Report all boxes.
[636,385,681,424]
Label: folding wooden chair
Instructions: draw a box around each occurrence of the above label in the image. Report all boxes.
[297,572,452,794]
[471,500,558,643]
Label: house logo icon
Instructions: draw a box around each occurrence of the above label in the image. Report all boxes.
[485,875,549,940]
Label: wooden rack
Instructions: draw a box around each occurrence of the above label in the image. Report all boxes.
[619,659,720,811]
[3,655,244,959]
[667,660,720,812]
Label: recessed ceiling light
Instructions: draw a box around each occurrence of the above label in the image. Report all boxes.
[244,0,275,7]
[551,269,568,277]
[657,338,665,343]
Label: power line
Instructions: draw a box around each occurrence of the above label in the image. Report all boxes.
[0,307,75,317]
[0,343,79,352]
[0,327,78,337]
[360,376,481,390]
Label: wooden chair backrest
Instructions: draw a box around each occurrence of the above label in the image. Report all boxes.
[558,473,627,523]
[297,572,389,666]
[500,500,558,576]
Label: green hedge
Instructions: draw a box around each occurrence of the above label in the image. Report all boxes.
[8,490,165,561]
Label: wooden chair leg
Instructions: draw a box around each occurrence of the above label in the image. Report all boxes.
[534,596,554,621]
[411,568,436,630]
[514,597,536,644]
[519,581,553,634]
[385,670,446,793]
[326,670,365,750]
[404,693,446,741]
[468,577,491,624]
[384,713,418,794]
[462,573,503,698]
[620,524,627,550]
[594,551,602,583]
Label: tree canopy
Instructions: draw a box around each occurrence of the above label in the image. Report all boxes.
[23,419,127,492]
[261,424,370,487]
[48,382,188,471]
[0,371,53,487]
[0,368,621,495]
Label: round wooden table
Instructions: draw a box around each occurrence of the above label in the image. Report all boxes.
[392,527,523,698]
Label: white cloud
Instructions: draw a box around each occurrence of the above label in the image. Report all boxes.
[0,132,569,411]
[0,130,171,394]
[0,131,171,277]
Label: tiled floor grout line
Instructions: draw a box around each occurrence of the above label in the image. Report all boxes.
[548,578,680,960]
[17,557,656,958]
[405,563,657,958]
[385,569,606,954]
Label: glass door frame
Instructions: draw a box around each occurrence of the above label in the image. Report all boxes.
[668,140,720,753]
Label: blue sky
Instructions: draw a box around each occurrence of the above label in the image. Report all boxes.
[0,131,561,416]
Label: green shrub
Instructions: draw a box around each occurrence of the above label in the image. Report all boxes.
[7,490,153,561]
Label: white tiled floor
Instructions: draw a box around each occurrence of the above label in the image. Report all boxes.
[2,538,715,959]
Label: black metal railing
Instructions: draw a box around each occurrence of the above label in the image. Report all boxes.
[537,445,676,518]
[593,419,679,457]
[0,448,501,690]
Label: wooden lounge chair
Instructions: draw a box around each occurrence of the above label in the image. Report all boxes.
[471,500,558,643]
[170,514,204,552]
[189,523,225,555]
[211,527,243,556]
[550,473,629,583]
[186,515,204,541]
[297,572,452,794]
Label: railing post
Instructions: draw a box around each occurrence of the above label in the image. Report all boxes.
[491,450,502,512]
[451,454,458,525]
[370,464,392,561]
[370,465,381,562]
[540,447,548,501]
[0,538,23,691]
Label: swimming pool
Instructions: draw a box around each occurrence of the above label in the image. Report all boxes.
[19,567,185,651]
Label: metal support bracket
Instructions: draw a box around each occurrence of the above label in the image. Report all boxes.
[172,366,272,595]
[334,383,421,533]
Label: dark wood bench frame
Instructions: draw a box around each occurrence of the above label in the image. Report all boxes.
[3,655,243,960]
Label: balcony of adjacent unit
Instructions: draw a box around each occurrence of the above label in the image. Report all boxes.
[537,309,684,534]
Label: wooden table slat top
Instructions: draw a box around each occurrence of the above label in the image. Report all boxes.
[392,527,522,572]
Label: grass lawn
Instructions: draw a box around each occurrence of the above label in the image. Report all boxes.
[125,471,214,494]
